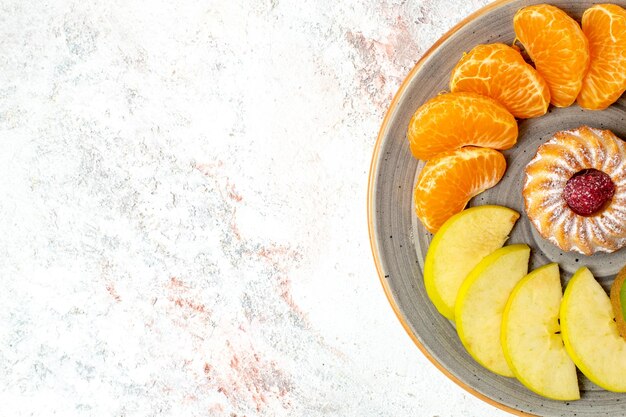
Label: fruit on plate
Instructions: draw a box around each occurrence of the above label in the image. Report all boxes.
[501,263,580,400]
[414,147,506,233]
[578,4,626,110]
[610,265,626,340]
[455,244,530,377]
[560,267,626,392]
[449,43,550,118]
[407,92,518,160]
[424,205,519,320]
[513,4,589,107]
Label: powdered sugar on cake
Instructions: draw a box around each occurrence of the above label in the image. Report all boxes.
[523,126,626,255]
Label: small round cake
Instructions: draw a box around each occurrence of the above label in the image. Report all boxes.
[523,126,626,255]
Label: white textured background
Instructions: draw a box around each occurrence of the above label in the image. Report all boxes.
[0,0,511,416]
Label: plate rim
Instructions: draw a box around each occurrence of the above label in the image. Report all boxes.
[366,0,536,415]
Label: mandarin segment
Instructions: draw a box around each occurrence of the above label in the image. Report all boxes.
[578,4,626,110]
[407,92,518,160]
[450,43,550,118]
[514,4,589,107]
[414,147,506,233]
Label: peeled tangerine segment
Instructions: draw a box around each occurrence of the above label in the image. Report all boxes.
[455,244,530,377]
[414,147,506,233]
[578,4,626,110]
[450,43,550,119]
[423,205,519,321]
[514,4,589,107]
[501,264,580,400]
[407,92,518,160]
[561,267,626,392]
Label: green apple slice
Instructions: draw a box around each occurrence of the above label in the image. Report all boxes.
[501,263,579,400]
[424,205,520,320]
[455,244,530,377]
[561,267,626,392]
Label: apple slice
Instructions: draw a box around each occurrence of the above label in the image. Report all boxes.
[561,267,626,392]
[455,244,530,377]
[501,263,580,400]
[424,205,520,320]
[610,265,626,340]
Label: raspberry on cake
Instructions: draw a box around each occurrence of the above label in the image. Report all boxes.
[563,169,615,216]
[523,126,626,255]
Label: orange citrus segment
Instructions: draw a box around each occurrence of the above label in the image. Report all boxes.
[577,4,626,110]
[514,4,589,107]
[450,43,550,119]
[407,92,518,160]
[414,147,507,233]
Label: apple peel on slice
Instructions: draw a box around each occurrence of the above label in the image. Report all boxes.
[455,244,530,377]
[610,265,626,341]
[501,263,579,400]
[561,267,626,392]
[424,205,520,321]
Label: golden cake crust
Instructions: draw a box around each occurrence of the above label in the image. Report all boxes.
[523,126,626,255]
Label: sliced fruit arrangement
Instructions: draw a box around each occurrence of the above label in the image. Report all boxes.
[561,267,626,392]
[403,1,626,403]
[578,4,626,110]
[408,4,626,232]
[449,43,550,118]
[610,265,626,340]
[407,92,518,160]
[513,4,589,107]
[424,205,519,320]
[414,147,506,233]
[502,264,579,401]
[455,244,530,376]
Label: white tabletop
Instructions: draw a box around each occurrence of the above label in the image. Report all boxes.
[1,0,512,415]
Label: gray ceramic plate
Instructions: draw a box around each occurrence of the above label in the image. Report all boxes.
[368,1,626,416]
